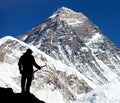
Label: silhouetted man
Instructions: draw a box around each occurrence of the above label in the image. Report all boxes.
[18,49,41,93]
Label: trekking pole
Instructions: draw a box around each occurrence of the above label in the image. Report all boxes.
[32,64,47,80]
[33,64,47,73]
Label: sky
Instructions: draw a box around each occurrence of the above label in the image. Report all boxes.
[0,0,120,47]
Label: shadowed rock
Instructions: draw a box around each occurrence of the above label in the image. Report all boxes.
[0,87,45,103]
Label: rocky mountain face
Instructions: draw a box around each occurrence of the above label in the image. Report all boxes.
[18,7,120,86]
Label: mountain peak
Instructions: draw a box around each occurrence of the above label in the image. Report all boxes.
[52,6,85,18]
[48,6,87,25]
[54,7,77,15]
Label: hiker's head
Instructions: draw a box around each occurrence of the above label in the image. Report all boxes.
[26,49,33,54]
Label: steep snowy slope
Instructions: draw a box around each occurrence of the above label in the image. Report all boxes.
[0,36,94,103]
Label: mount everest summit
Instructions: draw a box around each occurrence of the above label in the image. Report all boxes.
[18,7,120,85]
[0,7,120,103]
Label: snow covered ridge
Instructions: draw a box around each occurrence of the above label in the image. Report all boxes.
[0,36,120,103]
[0,36,95,103]
[79,80,120,103]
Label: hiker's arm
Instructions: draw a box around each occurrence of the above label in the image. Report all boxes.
[32,57,41,70]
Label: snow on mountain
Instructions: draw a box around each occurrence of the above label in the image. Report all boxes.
[50,7,87,26]
[17,7,120,86]
[0,36,94,103]
[77,80,120,103]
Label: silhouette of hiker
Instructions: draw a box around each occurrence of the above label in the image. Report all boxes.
[18,49,41,93]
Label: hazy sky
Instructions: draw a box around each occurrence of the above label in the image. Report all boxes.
[0,0,120,47]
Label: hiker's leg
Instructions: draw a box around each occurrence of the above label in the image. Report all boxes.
[21,74,26,93]
[26,73,33,93]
